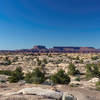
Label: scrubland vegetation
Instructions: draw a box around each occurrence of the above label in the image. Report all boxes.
[0,53,100,99]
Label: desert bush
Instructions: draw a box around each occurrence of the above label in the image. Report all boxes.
[0,70,12,76]
[8,67,24,83]
[4,57,11,65]
[6,60,11,65]
[70,83,80,87]
[86,64,93,78]
[86,64,100,79]
[95,81,100,91]
[79,59,83,63]
[56,59,63,64]
[76,56,80,60]
[96,81,100,86]
[24,68,46,84]
[68,63,80,75]
[40,64,46,74]
[91,56,99,60]
[13,56,18,62]
[74,77,80,81]
[50,69,70,84]
[96,87,100,91]
[48,53,52,57]
[37,58,41,66]
[43,59,47,64]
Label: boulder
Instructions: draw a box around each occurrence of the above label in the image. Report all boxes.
[0,75,9,83]
[17,87,62,100]
[62,92,77,100]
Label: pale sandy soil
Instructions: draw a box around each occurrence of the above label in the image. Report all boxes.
[0,83,100,100]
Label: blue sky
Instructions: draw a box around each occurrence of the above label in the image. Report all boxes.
[0,0,100,50]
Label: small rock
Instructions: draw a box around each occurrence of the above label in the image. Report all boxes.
[0,75,9,83]
[88,78,99,83]
[62,92,77,100]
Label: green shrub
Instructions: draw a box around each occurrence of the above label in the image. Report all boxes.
[91,56,99,60]
[68,63,80,75]
[4,57,11,65]
[74,77,80,81]
[56,59,63,64]
[0,70,12,76]
[13,56,18,62]
[40,64,46,74]
[6,60,11,65]
[24,68,45,84]
[95,81,100,91]
[86,64,93,78]
[96,81,100,86]
[86,64,100,79]
[43,59,47,64]
[80,59,83,63]
[70,83,79,87]
[76,56,80,60]
[50,69,70,84]
[24,72,32,83]
[8,67,24,83]
[96,87,100,91]
[48,53,52,57]
[37,58,41,66]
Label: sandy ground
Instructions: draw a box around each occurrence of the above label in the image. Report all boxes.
[0,83,100,100]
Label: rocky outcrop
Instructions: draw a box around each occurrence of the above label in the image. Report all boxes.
[5,87,62,100]
[62,92,77,100]
[0,45,100,54]
[49,46,98,53]
[33,45,47,50]
[1,86,99,100]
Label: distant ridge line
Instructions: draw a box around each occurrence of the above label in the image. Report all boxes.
[0,45,100,54]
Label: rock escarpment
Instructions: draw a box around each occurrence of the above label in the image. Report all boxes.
[0,45,100,54]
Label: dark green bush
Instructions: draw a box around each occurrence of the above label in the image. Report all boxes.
[96,81,100,91]
[80,59,83,63]
[6,60,11,65]
[91,56,99,60]
[75,77,80,81]
[8,67,24,83]
[96,81,100,86]
[50,69,70,84]
[68,63,80,75]
[76,56,80,60]
[43,59,47,64]
[13,56,18,62]
[4,57,11,65]
[0,70,12,76]
[86,64,100,79]
[70,83,79,87]
[24,68,45,84]
[37,58,41,66]
[96,87,100,91]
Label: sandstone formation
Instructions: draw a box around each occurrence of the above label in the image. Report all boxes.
[0,45,100,54]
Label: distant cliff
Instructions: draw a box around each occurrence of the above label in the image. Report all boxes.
[49,46,98,53]
[0,45,100,54]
